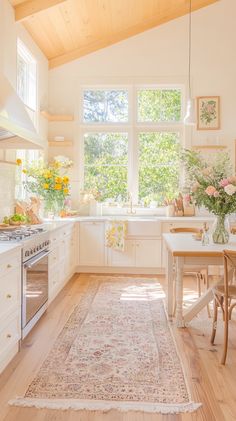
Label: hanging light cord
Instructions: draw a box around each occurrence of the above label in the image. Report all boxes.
[188,0,192,97]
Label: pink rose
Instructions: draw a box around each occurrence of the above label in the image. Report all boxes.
[219,178,229,187]
[213,191,220,197]
[205,185,216,196]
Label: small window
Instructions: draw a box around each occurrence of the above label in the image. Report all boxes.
[84,132,128,201]
[138,132,180,205]
[137,88,181,122]
[15,150,41,200]
[83,89,128,123]
[17,39,37,112]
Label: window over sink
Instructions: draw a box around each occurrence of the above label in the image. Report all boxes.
[80,85,183,206]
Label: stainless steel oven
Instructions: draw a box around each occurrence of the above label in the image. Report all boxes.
[22,247,50,339]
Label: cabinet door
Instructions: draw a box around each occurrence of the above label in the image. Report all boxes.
[108,240,135,267]
[79,222,105,266]
[135,239,161,268]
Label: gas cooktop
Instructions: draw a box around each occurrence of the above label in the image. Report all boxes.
[0,226,46,242]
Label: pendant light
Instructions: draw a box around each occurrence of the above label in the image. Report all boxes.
[184,0,195,125]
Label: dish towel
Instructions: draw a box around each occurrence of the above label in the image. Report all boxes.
[105,221,127,252]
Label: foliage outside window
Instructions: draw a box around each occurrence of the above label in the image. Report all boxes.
[139,132,180,205]
[84,132,128,201]
[83,90,128,123]
[15,150,40,200]
[137,89,181,122]
[82,87,182,205]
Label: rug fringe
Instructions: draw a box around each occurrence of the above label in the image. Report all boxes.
[9,398,201,414]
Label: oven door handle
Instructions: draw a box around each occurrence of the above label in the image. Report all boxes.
[23,250,51,269]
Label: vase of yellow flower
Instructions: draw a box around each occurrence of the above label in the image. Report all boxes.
[22,157,72,218]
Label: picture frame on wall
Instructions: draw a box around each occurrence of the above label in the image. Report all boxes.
[197,96,220,130]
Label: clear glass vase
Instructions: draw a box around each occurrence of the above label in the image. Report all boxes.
[212,215,230,244]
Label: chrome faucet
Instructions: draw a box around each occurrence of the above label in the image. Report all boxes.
[127,192,136,215]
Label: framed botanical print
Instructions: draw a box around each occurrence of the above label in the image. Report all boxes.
[197,96,220,130]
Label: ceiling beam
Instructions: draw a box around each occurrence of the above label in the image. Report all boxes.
[14,0,67,22]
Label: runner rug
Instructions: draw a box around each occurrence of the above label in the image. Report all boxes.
[10,276,201,414]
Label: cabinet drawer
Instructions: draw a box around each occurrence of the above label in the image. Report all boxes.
[49,247,59,267]
[0,250,21,279]
[0,315,20,356]
[127,221,161,237]
[50,230,62,246]
[0,269,21,319]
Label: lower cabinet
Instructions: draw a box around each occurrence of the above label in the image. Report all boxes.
[49,223,76,302]
[78,222,105,266]
[108,240,135,267]
[0,248,21,374]
[108,239,161,268]
[135,239,161,267]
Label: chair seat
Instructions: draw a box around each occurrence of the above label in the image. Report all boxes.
[214,284,236,297]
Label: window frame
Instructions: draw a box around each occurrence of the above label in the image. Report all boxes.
[17,38,38,125]
[80,84,184,204]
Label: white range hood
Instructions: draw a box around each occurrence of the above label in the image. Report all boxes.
[0,73,45,149]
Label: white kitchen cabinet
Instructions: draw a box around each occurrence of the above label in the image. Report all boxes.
[108,240,135,267]
[0,248,21,374]
[135,239,161,267]
[49,223,76,302]
[108,239,161,268]
[79,222,105,266]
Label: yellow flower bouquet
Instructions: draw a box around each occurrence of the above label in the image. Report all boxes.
[22,157,72,215]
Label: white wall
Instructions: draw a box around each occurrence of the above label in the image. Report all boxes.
[0,0,49,215]
[0,0,48,141]
[48,0,236,206]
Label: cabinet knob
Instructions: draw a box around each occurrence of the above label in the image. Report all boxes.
[6,294,12,299]
[7,264,12,269]
[136,244,139,247]
[6,334,11,339]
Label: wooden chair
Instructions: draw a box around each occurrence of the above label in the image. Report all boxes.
[170,227,209,316]
[210,249,236,364]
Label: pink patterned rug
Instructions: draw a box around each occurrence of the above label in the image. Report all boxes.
[10,276,201,414]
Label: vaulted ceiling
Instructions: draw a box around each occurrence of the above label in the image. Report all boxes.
[10,0,219,68]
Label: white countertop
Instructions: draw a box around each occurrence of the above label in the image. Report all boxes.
[163,233,236,256]
[0,216,215,257]
[43,215,214,223]
[0,242,21,257]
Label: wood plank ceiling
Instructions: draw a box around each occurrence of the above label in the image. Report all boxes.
[10,0,219,68]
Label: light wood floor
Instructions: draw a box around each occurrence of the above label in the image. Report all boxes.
[0,273,236,421]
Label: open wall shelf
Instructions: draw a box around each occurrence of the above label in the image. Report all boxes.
[41,111,74,122]
[192,145,227,150]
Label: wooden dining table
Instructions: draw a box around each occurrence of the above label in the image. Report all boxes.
[163,233,236,327]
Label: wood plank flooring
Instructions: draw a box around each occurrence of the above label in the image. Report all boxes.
[0,273,235,421]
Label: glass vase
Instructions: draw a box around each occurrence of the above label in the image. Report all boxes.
[212,215,230,244]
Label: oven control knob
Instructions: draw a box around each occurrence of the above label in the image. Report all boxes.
[36,246,39,251]
[33,247,36,253]
[25,250,29,257]
[30,249,33,255]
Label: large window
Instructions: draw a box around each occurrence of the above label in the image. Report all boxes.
[81,86,183,205]
[84,132,128,201]
[17,39,37,118]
